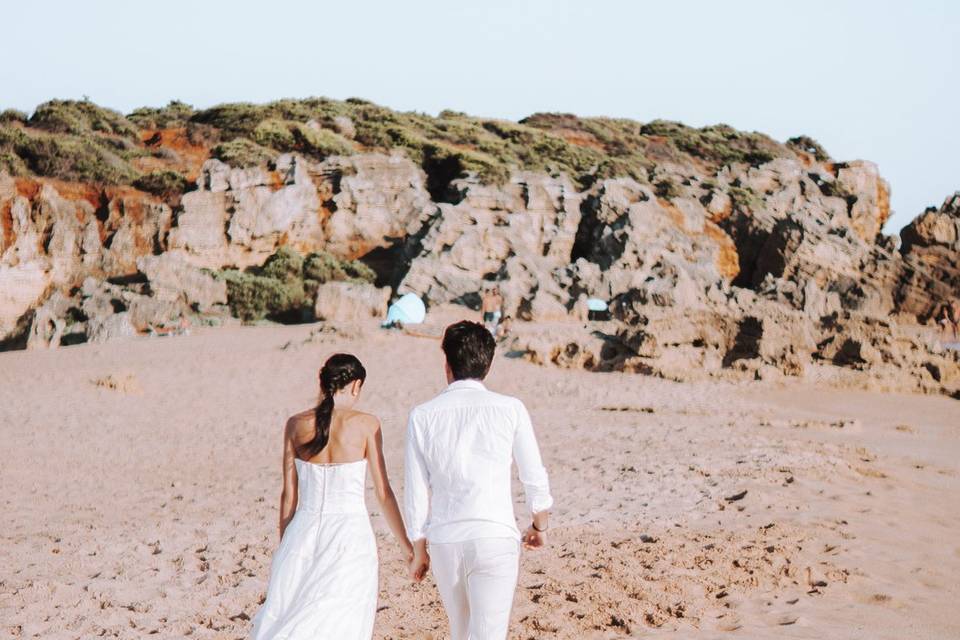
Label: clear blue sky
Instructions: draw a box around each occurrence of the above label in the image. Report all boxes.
[2,0,957,233]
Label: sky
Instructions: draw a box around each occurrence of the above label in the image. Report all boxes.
[1,0,957,233]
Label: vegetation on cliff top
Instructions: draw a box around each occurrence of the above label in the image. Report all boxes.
[0,123,141,184]
[0,97,830,195]
[132,169,190,199]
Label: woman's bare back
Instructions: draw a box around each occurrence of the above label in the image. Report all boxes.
[275,396,412,574]
[288,408,376,464]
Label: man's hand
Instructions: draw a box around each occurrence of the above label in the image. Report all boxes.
[409,539,430,582]
[522,525,547,549]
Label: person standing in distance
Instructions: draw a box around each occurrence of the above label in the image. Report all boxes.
[404,320,553,639]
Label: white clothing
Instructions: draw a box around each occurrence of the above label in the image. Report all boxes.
[403,379,553,544]
[251,459,377,640]
[430,538,520,640]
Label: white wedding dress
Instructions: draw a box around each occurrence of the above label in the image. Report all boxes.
[251,459,378,639]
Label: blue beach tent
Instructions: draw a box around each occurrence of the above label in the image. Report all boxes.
[383,293,426,326]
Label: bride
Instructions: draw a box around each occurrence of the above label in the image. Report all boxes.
[252,353,415,639]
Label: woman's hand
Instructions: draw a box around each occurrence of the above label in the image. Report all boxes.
[409,540,430,582]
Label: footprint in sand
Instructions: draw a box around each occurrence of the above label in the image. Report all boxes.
[716,616,743,632]
[92,372,142,394]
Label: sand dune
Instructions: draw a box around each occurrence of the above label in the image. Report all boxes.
[1,320,958,639]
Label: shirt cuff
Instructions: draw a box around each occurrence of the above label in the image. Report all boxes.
[406,525,427,542]
[528,492,554,514]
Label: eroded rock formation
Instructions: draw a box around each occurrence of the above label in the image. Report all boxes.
[898,193,960,319]
[1,123,957,395]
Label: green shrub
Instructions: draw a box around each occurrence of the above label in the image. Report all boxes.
[29,99,138,139]
[260,246,305,281]
[252,118,296,150]
[289,123,353,158]
[185,122,220,147]
[0,109,27,124]
[133,170,189,197]
[303,251,346,283]
[302,278,320,300]
[341,259,376,284]
[423,141,509,186]
[1,112,145,185]
[210,138,274,167]
[127,101,195,129]
[0,124,138,184]
[190,102,267,139]
[191,98,350,140]
[590,157,649,185]
[303,250,376,284]
[216,247,377,322]
[638,120,782,168]
[219,270,307,321]
[251,119,353,159]
[0,150,28,175]
[0,125,27,174]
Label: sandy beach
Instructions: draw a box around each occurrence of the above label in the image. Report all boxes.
[2,319,959,639]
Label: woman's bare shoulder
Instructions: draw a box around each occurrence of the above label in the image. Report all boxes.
[343,409,381,434]
[286,409,315,435]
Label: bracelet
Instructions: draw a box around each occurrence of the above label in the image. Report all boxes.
[531,521,547,532]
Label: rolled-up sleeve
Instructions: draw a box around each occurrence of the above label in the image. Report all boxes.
[403,411,431,542]
[513,402,553,514]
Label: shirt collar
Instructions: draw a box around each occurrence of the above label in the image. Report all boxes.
[443,379,487,393]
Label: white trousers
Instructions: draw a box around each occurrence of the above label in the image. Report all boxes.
[429,538,520,640]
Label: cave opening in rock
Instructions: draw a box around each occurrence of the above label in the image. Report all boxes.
[358,205,443,291]
[0,310,33,352]
[421,152,465,204]
[570,193,601,264]
[360,242,410,290]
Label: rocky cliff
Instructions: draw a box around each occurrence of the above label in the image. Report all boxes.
[0,99,957,395]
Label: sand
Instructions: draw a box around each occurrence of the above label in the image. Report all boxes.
[1,318,959,639]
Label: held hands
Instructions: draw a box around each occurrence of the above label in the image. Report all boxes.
[408,542,430,582]
[522,524,547,550]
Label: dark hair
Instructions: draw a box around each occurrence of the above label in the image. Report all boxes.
[301,353,367,458]
[442,320,496,380]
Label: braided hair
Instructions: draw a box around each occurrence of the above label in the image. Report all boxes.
[300,353,367,459]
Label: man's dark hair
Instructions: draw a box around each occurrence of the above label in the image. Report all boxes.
[442,320,496,380]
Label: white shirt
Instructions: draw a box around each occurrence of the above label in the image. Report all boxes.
[403,379,553,544]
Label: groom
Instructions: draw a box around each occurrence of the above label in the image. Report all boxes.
[404,320,553,640]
